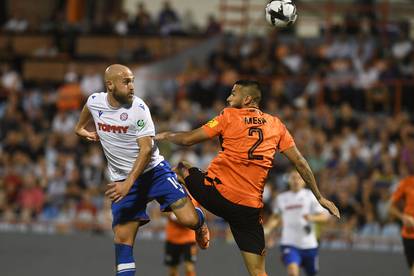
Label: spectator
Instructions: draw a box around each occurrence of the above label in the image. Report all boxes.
[129,2,155,35]
[158,1,181,35]
[80,66,104,98]
[3,9,28,32]
[205,14,221,36]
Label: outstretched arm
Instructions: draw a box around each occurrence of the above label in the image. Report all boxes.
[155,127,210,146]
[74,105,99,142]
[282,146,340,219]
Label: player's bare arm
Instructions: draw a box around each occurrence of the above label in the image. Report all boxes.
[155,127,210,146]
[105,136,153,202]
[282,146,340,219]
[390,201,414,228]
[74,105,99,142]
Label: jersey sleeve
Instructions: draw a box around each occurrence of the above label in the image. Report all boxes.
[201,109,227,138]
[135,101,156,138]
[277,120,295,152]
[391,179,407,204]
[86,93,99,110]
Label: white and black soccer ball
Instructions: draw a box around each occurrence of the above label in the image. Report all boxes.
[265,0,297,27]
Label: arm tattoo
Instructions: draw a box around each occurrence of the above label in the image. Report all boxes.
[170,197,188,210]
[294,156,322,200]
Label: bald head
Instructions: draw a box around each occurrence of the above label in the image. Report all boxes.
[105,64,132,82]
[104,64,135,106]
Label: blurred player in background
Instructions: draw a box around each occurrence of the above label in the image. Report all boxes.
[75,64,209,276]
[164,189,200,276]
[156,80,340,276]
[390,172,414,276]
[264,170,330,276]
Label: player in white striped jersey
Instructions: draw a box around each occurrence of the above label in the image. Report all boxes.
[75,64,209,276]
[264,171,330,276]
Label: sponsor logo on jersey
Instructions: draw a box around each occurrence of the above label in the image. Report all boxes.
[206,118,218,128]
[120,112,128,121]
[285,204,303,210]
[138,104,145,111]
[98,110,103,117]
[137,120,145,130]
[97,123,128,133]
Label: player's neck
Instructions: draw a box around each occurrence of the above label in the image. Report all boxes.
[242,104,259,109]
[107,93,122,109]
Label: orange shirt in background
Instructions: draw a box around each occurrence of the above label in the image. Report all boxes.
[66,0,85,23]
[165,198,199,244]
[202,107,295,208]
[56,83,82,112]
[391,176,414,239]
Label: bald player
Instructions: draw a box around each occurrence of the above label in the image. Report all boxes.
[156,80,339,276]
[75,64,209,276]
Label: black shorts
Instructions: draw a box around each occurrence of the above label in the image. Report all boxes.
[164,242,197,266]
[403,238,414,267]
[185,168,265,256]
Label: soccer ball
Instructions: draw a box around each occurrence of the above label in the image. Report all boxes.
[265,0,297,27]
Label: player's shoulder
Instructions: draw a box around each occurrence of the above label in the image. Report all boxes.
[131,96,149,111]
[263,111,283,124]
[404,176,414,182]
[220,107,237,115]
[88,92,106,101]
[87,92,106,108]
[400,176,414,186]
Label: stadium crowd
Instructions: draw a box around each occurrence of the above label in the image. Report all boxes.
[0,1,413,250]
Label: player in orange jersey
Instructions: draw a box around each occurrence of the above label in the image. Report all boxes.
[390,174,414,276]
[156,80,340,276]
[164,195,200,276]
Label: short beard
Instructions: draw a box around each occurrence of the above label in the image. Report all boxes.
[113,91,132,106]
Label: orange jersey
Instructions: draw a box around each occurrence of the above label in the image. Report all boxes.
[202,107,295,208]
[165,199,199,244]
[391,176,414,239]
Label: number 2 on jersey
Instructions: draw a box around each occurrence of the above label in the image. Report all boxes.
[248,127,263,160]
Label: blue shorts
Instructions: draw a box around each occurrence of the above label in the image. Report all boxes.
[280,245,319,276]
[111,160,187,227]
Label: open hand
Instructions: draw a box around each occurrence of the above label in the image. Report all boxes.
[85,131,99,142]
[77,129,99,142]
[105,181,132,203]
[318,197,340,219]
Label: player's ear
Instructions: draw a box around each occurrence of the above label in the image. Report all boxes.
[244,95,253,105]
[106,80,114,92]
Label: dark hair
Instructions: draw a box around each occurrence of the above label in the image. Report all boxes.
[234,80,262,104]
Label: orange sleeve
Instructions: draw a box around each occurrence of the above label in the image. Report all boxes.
[202,110,227,138]
[391,179,407,204]
[277,120,295,152]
